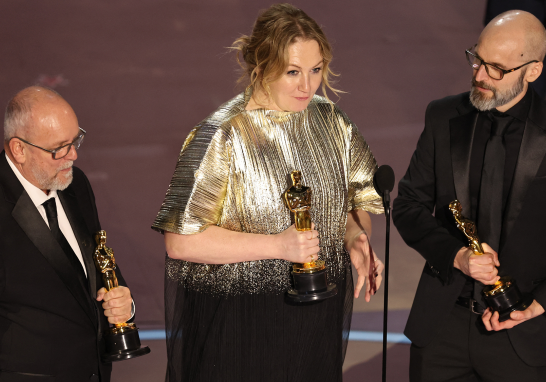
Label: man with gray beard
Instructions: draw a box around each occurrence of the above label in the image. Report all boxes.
[0,86,134,382]
[394,10,546,382]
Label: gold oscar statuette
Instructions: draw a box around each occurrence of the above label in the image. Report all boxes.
[284,170,337,302]
[449,200,532,321]
[94,230,150,362]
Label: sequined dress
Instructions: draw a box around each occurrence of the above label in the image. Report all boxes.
[153,92,382,382]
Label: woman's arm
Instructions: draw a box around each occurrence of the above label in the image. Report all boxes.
[345,209,372,247]
[165,224,319,265]
[344,209,384,300]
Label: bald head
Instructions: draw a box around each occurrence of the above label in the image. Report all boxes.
[4,86,80,193]
[3,86,65,142]
[481,10,546,62]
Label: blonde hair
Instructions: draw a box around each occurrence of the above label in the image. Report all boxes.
[231,3,341,102]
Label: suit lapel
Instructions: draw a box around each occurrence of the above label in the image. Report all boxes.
[501,91,546,250]
[450,103,478,217]
[12,191,96,326]
[58,189,98,300]
[1,152,96,326]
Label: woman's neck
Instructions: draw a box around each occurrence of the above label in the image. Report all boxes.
[245,88,281,111]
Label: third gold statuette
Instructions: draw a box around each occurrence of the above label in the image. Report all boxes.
[449,200,532,322]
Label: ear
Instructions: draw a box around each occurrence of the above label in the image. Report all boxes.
[8,138,27,165]
[525,61,543,83]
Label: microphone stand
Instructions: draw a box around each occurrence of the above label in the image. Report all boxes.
[381,190,391,382]
[373,164,395,382]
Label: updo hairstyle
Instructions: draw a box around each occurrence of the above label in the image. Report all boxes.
[232,3,340,101]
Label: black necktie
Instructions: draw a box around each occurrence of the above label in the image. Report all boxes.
[474,111,513,305]
[42,198,88,283]
[478,111,512,251]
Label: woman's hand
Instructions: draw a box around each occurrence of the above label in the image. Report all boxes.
[347,231,384,301]
[275,223,320,264]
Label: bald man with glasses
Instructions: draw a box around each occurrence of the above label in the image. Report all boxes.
[394,11,546,382]
[0,86,133,382]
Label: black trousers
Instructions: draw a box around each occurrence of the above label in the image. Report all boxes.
[409,304,546,382]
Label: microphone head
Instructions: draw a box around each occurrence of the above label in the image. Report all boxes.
[373,165,395,195]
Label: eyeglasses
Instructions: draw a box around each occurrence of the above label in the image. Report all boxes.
[13,127,86,160]
[465,45,538,80]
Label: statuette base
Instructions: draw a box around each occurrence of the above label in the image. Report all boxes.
[483,277,534,322]
[286,268,338,303]
[102,325,151,363]
[292,260,325,274]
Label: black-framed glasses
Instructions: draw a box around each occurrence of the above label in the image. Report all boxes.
[465,45,538,80]
[13,127,86,160]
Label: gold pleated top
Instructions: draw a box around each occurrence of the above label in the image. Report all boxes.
[152,92,383,295]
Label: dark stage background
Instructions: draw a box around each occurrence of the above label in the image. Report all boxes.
[1,1,486,380]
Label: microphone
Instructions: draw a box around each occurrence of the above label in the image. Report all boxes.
[373,165,395,212]
[373,164,395,382]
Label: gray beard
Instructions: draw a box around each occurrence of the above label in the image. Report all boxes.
[469,70,526,111]
[31,161,74,191]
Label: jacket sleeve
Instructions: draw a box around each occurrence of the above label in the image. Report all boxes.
[393,101,466,284]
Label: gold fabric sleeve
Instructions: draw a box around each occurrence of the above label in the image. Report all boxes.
[348,123,384,214]
[152,95,244,235]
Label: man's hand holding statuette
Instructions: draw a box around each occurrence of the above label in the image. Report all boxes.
[453,242,500,285]
[482,299,545,331]
[97,286,133,324]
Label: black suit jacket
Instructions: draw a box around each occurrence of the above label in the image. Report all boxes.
[393,89,546,367]
[0,152,128,381]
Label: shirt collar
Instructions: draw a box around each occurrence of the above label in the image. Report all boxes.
[5,153,58,207]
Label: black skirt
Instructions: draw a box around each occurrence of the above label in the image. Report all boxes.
[164,263,354,382]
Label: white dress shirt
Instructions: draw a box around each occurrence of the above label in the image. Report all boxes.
[6,153,87,276]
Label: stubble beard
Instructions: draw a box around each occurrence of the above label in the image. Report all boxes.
[31,160,74,191]
[469,70,526,111]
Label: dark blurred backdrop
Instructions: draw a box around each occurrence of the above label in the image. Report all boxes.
[0,1,487,379]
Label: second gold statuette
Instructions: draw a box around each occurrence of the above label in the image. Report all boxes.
[449,200,533,322]
[284,170,337,303]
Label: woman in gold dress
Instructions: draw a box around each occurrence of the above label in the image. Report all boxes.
[152,4,384,381]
